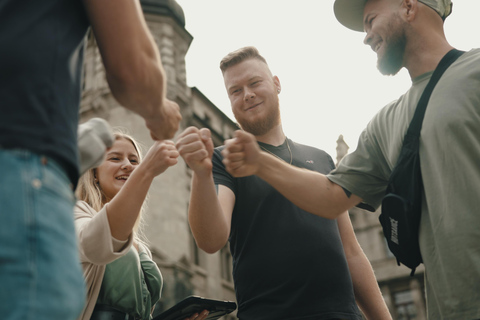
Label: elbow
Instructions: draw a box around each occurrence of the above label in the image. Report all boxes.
[200,246,220,255]
[310,207,343,220]
[196,241,223,255]
[328,209,345,220]
[193,235,227,254]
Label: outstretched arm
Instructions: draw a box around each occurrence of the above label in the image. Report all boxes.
[176,127,234,253]
[82,0,181,140]
[337,212,392,319]
[222,130,361,219]
[107,141,179,240]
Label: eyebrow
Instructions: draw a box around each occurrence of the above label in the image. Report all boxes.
[249,76,262,82]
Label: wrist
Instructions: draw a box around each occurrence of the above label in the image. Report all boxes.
[193,167,213,180]
[132,163,156,182]
[255,151,271,175]
[256,151,280,179]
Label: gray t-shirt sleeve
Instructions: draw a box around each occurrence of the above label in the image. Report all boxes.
[327,123,391,210]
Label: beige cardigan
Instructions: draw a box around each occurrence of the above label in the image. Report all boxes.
[75,201,152,320]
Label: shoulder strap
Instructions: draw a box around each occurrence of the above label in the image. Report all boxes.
[407,49,465,137]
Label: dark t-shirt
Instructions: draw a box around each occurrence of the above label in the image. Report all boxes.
[0,0,89,185]
[213,139,362,320]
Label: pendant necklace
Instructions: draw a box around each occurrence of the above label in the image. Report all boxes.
[259,138,293,165]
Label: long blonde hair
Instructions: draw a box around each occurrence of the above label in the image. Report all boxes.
[76,129,147,242]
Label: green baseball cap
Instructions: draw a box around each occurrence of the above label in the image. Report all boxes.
[333,0,453,32]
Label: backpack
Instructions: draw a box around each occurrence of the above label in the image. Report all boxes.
[379,49,464,276]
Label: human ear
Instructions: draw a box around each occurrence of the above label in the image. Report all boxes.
[273,76,281,94]
[402,0,418,22]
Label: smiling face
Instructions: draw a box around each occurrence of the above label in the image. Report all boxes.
[363,0,408,75]
[223,58,281,136]
[96,137,140,202]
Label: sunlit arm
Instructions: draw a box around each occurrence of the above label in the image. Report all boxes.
[338,213,392,319]
[83,0,166,117]
[105,164,154,241]
[188,170,234,254]
[223,130,361,220]
[255,152,360,219]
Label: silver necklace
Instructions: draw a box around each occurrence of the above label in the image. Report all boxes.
[259,138,292,165]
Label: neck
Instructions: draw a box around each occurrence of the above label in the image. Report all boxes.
[404,32,454,79]
[254,124,286,146]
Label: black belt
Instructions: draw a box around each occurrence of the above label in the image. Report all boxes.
[91,305,142,320]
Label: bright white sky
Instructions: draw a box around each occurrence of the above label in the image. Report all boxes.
[175,0,479,158]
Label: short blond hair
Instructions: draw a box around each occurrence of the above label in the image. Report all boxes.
[220,46,269,74]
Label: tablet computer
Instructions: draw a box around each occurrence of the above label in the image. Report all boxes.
[153,296,237,320]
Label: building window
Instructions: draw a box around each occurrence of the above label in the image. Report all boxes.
[394,290,417,320]
[220,245,233,282]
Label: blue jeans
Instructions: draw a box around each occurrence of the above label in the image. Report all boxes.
[0,150,85,320]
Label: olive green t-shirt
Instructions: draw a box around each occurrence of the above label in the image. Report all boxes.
[97,245,162,320]
[328,49,480,319]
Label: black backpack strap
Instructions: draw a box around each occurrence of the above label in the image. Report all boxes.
[379,49,465,275]
[407,49,465,137]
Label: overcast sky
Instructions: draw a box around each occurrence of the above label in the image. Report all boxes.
[175,0,480,158]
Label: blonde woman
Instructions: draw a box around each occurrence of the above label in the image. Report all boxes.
[75,131,179,320]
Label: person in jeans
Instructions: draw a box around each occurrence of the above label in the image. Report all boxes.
[0,0,181,319]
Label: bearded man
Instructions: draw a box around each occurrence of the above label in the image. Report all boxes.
[175,46,391,320]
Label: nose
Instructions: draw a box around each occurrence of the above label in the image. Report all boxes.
[244,88,255,101]
[121,160,133,171]
[364,31,372,46]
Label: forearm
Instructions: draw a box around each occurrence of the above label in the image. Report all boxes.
[106,48,166,119]
[106,165,154,240]
[255,152,353,219]
[348,252,392,319]
[84,0,166,117]
[188,172,230,254]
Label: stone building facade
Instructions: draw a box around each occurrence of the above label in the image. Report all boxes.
[79,1,427,319]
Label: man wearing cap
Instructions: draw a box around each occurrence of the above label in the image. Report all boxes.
[221,1,480,319]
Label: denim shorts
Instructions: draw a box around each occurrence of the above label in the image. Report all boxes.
[0,149,85,320]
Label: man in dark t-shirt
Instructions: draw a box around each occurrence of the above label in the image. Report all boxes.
[176,46,391,319]
[0,1,181,319]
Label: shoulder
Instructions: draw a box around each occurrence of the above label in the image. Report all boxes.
[463,48,480,59]
[290,140,328,155]
[214,145,225,154]
[363,98,403,145]
[75,200,96,217]
[138,242,153,259]
[289,139,335,171]
[212,146,226,166]
[290,140,332,159]
[451,48,480,77]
